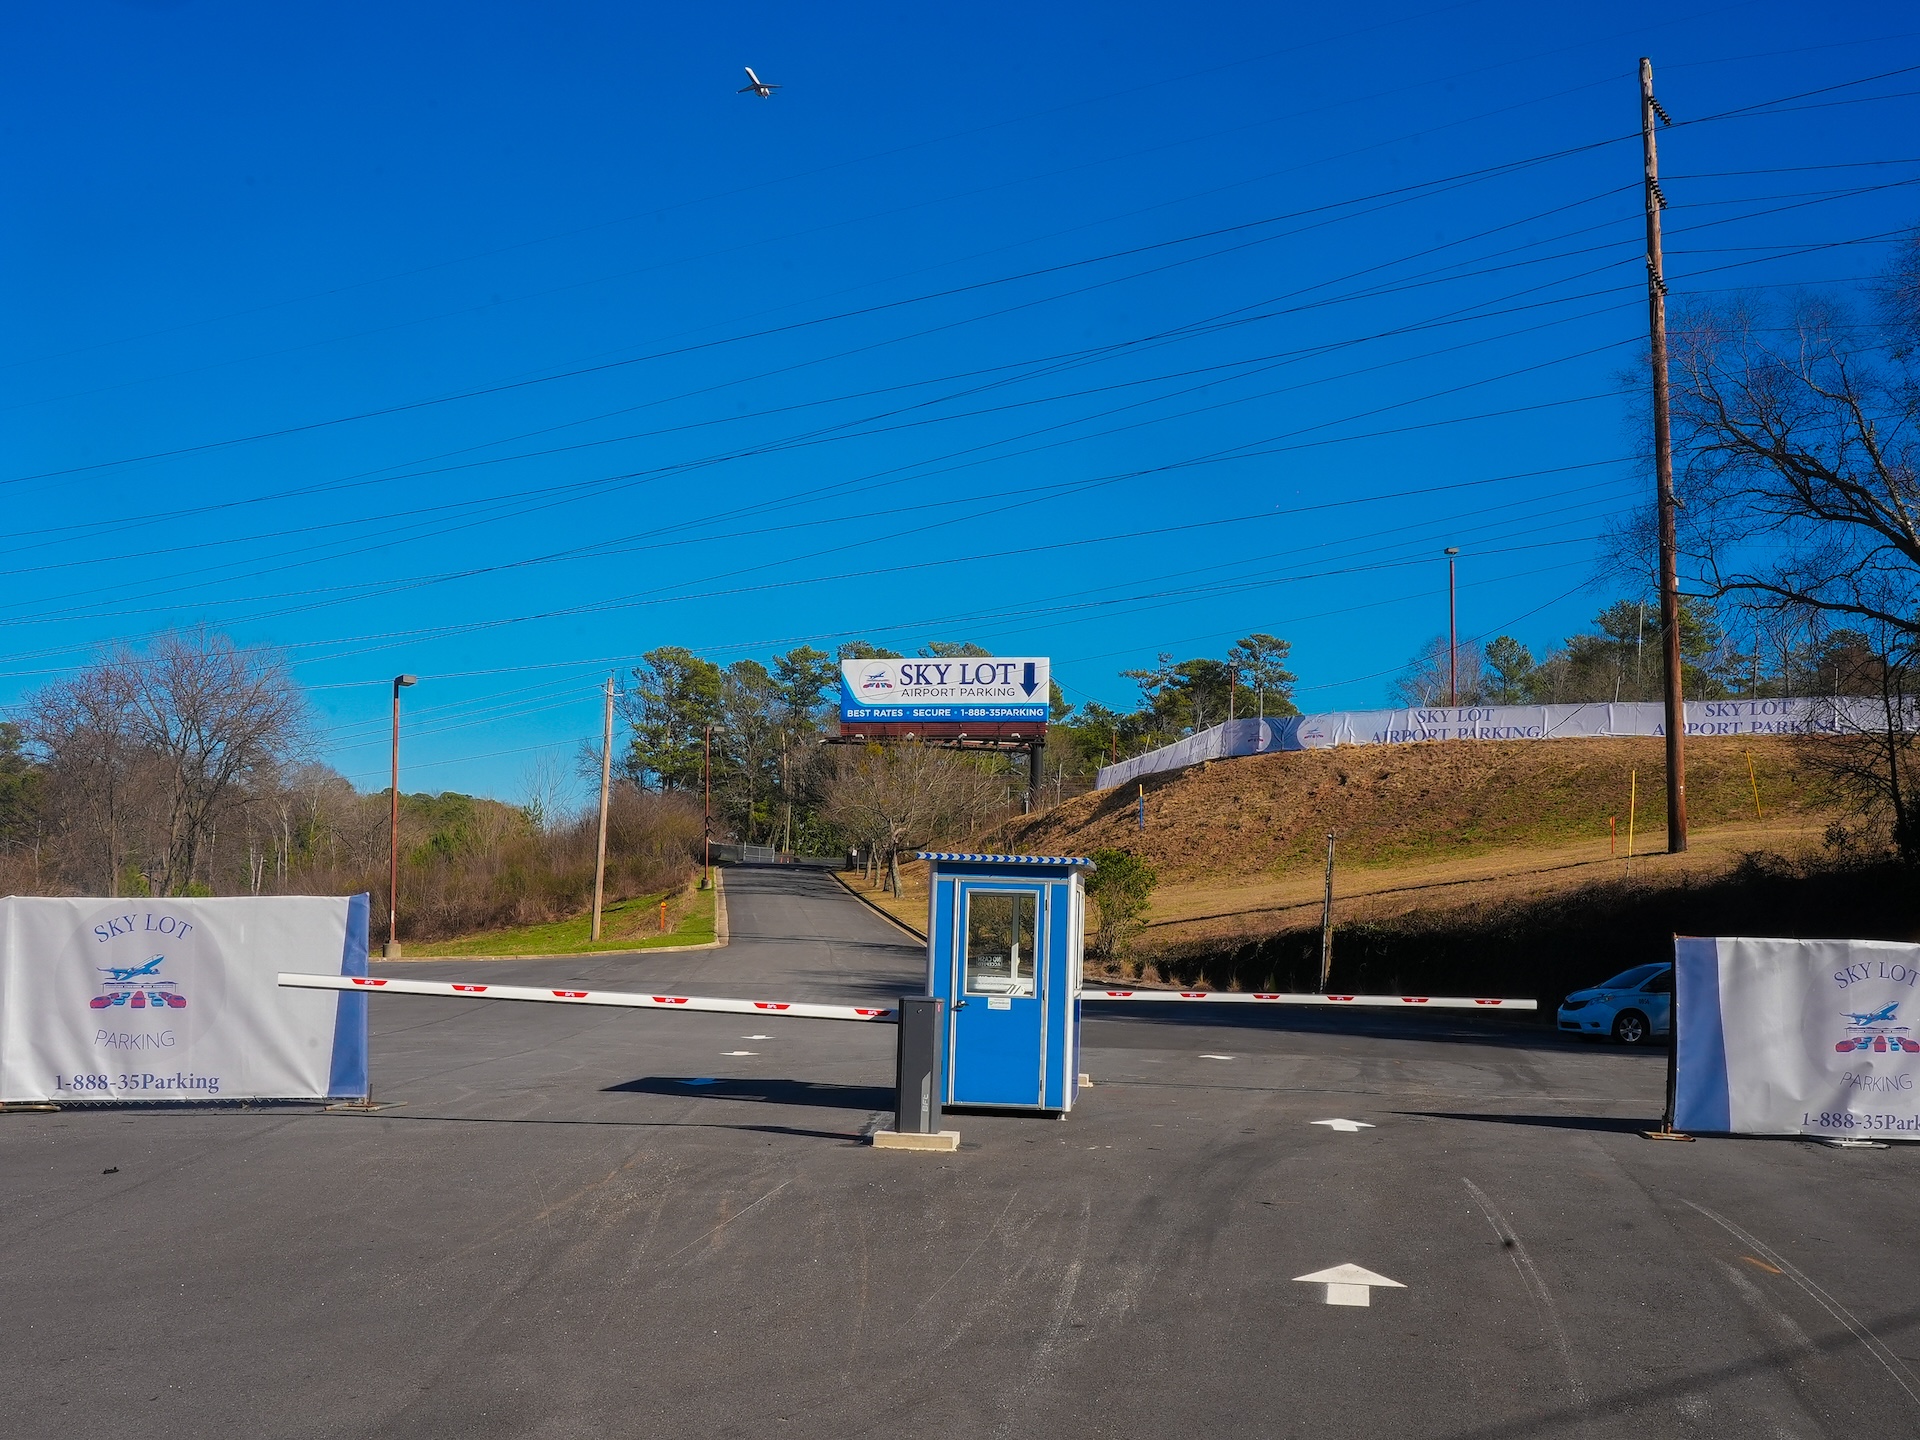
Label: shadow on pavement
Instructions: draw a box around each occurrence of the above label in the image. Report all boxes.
[1080,1003,1605,1054]
[1409,1110,1655,1133]
[605,1076,896,1113]
[330,1110,868,1142]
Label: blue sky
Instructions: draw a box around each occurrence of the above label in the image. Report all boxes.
[4,1,1918,804]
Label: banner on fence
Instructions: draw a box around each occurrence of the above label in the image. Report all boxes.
[1095,697,1891,789]
[1674,936,1920,1139]
[0,894,369,1104]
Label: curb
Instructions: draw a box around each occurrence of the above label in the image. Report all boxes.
[832,870,926,941]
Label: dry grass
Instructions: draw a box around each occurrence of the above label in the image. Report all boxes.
[987,735,1846,961]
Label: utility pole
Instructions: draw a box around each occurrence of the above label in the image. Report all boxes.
[1642,56,1689,853]
[1445,547,1460,706]
[1317,832,1336,991]
[590,674,614,942]
[702,723,713,889]
[386,673,417,959]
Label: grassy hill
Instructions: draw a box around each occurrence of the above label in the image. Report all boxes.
[848,735,1855,954]
[1008,734,1835,880]
[987,734,1905,991]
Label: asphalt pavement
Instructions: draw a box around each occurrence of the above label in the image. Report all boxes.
[3,866,1917,1438]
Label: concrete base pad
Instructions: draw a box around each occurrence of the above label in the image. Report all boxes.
[871,1129,960,1152]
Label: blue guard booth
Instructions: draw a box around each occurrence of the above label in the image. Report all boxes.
[919,852,1092,1114]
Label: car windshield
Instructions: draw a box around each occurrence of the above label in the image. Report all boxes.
[1595,964,1666,991]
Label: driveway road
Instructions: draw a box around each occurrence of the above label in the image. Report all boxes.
[2,866,1916,1438]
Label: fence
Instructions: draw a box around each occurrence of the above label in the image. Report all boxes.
[1095,696,1892,790]
[709,843,844,870]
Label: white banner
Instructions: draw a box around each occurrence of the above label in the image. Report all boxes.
[0,894,370,1104]
[1095,697,1892,789]
[1675,937,1920,1139]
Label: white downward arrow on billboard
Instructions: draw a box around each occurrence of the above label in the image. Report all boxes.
[1293,1263,1406,1307]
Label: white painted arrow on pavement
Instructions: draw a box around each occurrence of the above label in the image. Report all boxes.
[1293,1264,1406,1307]
[1310,1119,1375,1133]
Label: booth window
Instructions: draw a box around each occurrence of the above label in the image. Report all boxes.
[964,891,1038,996]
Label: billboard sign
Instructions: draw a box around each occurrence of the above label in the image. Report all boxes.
[839,656,1050,725]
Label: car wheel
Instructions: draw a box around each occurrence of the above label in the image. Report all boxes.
[1612,1010,1650,1046]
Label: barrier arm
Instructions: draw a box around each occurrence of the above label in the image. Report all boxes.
[277,973,897,1023]
[1083,990,1535,1010]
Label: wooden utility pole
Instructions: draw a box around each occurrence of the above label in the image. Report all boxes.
[590,674,614,941]
[1317,832,1336,991]
[702,724,713,888]
[1642,56,1689,852]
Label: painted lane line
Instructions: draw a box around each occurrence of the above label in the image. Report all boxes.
[1293,1264,1406,1307]
[1086,990,1535,1010]
[744,1035,772,1040]
[1311,1119,1375,1132]
[1199,1054,1235,1061]
[278,973,896,1022]
[721,1051,757,1056]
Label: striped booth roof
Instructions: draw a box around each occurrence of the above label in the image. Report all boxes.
[916,852,1095,868]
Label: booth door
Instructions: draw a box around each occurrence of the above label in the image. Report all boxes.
[949,885,1047,1108]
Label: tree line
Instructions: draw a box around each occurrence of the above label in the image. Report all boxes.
[1392,598,1887,708]
[0,631,700,938]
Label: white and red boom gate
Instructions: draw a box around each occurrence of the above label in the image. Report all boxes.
[278,973,1535,1018]
[279,974,1534,1122]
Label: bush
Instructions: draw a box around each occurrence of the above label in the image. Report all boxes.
[1086,848,1157,963]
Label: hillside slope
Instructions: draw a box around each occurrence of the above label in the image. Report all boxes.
[995,734,1846,956]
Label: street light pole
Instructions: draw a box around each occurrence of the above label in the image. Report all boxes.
[1445,547,1460,707]
[387,674,417,959]
[590,674,615,942]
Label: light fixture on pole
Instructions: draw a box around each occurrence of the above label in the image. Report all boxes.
[387,674,417,960]
[1444,548,1460,707]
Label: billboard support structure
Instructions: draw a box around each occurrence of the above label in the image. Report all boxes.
[829,656,1051,809]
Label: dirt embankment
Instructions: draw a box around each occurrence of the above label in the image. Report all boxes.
[992,735,1851,958]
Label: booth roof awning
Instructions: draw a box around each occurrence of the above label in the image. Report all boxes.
[917,852,1095,868]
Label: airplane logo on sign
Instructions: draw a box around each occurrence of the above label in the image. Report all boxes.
[1843,1002,1901,1028]
[92,954,187,1010]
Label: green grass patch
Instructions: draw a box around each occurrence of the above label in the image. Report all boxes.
[407,884,715,957]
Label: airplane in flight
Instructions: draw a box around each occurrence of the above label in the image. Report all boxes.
[99,955,166,984]
[738,67,780,98]
[1843,1001,1901,1027]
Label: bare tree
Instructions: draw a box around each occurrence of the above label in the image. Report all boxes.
[1669,273,1920,640]
[116,631,309,895]
[1652,238,1920,857]
[1391,636,1485,707]
[25,660,148,894]
[821,744,1004,894]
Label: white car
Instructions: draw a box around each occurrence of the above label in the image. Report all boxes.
[1557,963,1672,1045]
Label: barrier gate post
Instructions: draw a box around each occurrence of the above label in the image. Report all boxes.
[874,995,958,1152]
[897,996,942,1133]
